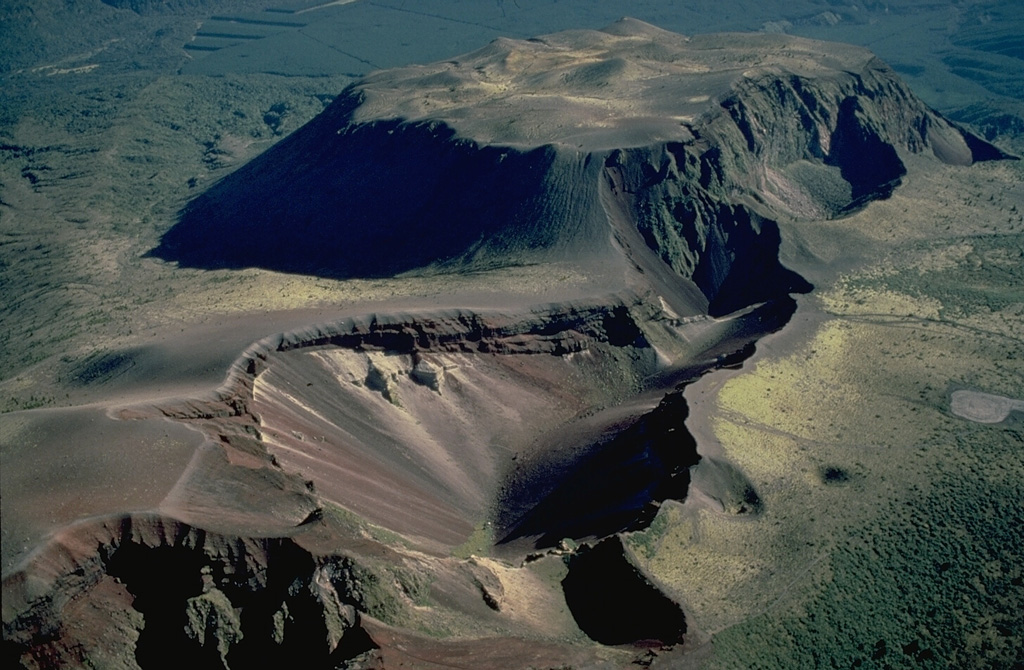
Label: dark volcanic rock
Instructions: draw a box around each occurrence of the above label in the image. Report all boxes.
[1,514,379,670]
[155,18,1003,314]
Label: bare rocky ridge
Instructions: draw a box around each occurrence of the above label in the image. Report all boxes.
[4,18,1014,670]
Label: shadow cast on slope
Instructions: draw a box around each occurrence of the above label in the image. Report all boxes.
[495,389,699,550]
[562,536,687,646]
[150,110,576,278]
[495,298,795,551]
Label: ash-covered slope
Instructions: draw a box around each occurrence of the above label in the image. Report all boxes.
[154,18,1004,314]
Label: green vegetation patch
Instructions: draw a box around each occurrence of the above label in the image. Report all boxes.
[631,197,1023,665]
[451,521,495,560]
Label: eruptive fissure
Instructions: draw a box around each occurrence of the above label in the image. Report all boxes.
[6,17,1013,670]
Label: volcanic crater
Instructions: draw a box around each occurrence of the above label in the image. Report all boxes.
[4,18,1009,670]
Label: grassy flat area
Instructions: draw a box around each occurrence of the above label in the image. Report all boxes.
[1,71,354,410]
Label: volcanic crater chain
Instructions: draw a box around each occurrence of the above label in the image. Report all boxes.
[4,18,1010,670]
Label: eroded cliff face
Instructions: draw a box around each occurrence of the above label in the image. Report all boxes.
[592,52,1006,314]
[2,515,378,670]
[702,59,996,214]
[154,20,1005,318]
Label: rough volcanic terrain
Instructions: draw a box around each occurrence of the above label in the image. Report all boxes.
[157,20,1001,316]
[3,18,1015,670]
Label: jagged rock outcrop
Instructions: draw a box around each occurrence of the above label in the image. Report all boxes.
[154,19,1004,316]
[410,355,444,392]
[1,514,381,670]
